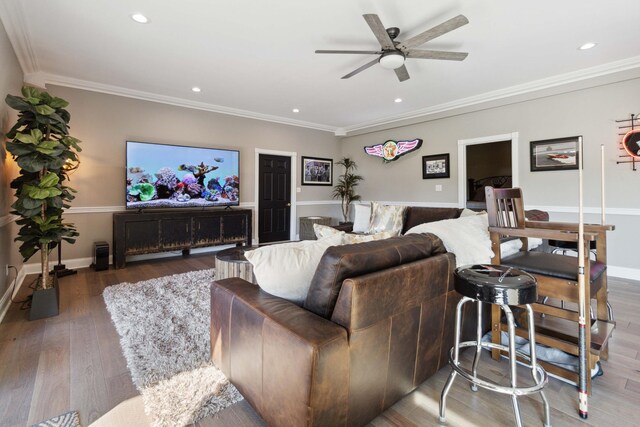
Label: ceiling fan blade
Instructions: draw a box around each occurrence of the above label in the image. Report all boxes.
[395,65,410,82]
[341,58,379,79]
[398,14,469,50]
[406,49,468,61]
[315,49,383,55]
[363,14,395,50]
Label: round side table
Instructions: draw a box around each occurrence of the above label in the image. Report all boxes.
[215,246,259,284]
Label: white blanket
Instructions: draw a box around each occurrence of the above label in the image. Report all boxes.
[405,213,543,267]
[405,213,494,267]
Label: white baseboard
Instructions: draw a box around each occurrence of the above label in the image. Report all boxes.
[608,265,640,282]
[0,266,27,324]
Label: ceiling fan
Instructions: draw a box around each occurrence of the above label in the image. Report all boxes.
[316,14,469,82]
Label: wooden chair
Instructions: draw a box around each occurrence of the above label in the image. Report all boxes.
[484,186,615,395]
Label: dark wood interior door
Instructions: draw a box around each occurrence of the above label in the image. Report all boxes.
[258,154,291,243]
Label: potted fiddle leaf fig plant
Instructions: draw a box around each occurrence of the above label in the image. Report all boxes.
[332,157,363,224]
[5,86,81,320]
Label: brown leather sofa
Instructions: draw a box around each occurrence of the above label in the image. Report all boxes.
[210,233,467,426]
[337,206,549,234]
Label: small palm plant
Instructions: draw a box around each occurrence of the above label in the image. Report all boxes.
[5,86,81,292]
[332,157,363,223]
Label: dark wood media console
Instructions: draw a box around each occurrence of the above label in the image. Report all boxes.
[113,208,252,269]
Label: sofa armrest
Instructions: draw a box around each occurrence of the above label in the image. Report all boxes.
[211,278,349,427]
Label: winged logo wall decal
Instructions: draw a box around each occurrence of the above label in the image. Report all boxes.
[364,138,423,162]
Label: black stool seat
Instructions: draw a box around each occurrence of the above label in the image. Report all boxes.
[454,264,537,306]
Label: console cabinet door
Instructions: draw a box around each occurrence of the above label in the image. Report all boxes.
[221,214,248,243]
[193,215,222,246]
[125,220,160,254]
[160,217,191,249]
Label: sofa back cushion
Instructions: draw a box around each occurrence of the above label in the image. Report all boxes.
[304,233,446,318]
[401,207,463,234]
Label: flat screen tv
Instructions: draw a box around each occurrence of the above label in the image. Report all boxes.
[126,141,240,209]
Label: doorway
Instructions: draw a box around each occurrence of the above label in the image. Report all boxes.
[457,132,519,209]
[257,153,293,244]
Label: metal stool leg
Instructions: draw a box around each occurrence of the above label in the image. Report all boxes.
[526,305,552,427]
[439,296,471,424]
[470,300,483,392]
[503,305,523,427]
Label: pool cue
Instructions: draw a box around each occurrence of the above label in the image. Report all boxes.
[601,144,606,224]
[578,136,588,419]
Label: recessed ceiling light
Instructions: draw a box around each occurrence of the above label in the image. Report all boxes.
[131,13,149,24]
[292,108,300,113]
[578,42,597,50]
[394,98,403,103]
[191,87,201,93]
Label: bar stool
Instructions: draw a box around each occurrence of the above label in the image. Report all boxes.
[439,265,551,427]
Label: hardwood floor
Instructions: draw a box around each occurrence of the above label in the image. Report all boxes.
[1,254,638,426]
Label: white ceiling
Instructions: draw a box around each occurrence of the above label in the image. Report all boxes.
[1,0,640,134]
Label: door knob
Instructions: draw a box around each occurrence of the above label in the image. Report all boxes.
[286,202,291,207]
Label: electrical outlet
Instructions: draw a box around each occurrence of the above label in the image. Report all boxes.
[435,185,443,192]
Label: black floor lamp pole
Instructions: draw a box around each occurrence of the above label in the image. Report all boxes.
[51,241,77,277]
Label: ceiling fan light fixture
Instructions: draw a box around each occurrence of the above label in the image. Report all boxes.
[379,51,405,70]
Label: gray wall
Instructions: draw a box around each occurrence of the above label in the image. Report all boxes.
[341,76,640,273]
[41,85,341,260]
[0,18,24,299]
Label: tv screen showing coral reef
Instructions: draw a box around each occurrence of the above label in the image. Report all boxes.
[126,141,240,209]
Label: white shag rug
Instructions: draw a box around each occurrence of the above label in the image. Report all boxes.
[103,269,243,427]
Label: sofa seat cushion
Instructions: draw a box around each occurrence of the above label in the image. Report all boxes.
[304,233,446,318]
[502,251,606,283]
[401,207,462,234]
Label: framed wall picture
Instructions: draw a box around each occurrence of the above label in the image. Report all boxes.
[530,136,581,172]
[422,153,450,179]
[301,156,333,186]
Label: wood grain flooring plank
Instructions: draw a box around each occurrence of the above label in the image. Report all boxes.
[104,372,138,411]
[27,319,71,425]
[70,314,110,425]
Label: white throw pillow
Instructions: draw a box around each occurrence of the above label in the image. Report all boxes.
[352,203,372,233]
[368,202,406,235]
[244,233,343,304]
[314,223,341,239]
[460,208,478,217]
[405,213,494,267]
[343,230,394,244]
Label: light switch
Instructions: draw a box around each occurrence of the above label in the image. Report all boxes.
[435,185,442,192]
[296,187,301,193]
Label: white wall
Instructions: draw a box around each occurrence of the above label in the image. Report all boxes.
[341,75,640,276]
[29,85,342,261]
[0,17,24,307]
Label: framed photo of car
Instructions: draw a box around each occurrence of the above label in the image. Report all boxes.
[301,156,333,186]
[530,136,580,172]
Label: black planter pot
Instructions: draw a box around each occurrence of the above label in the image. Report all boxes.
[29,274,59,321]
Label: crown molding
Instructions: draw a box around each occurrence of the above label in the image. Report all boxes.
[0,0,38,74]
[342,55,640,135]
[23,72,337,133]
